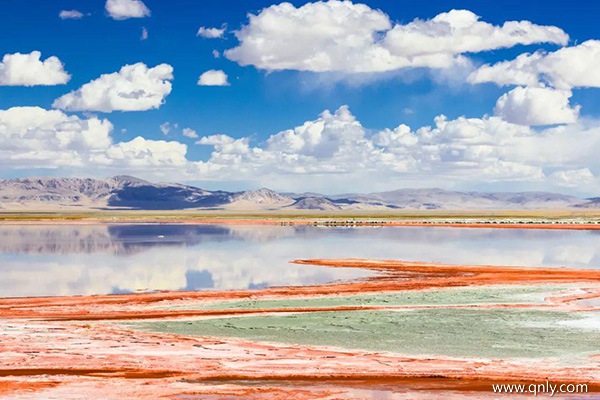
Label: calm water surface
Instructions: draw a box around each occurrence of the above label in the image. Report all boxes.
[1,224,599,297]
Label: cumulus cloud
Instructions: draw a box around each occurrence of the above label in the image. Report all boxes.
[182,128,199,139]
[0,107,190,174]
[197,26,226,38]
[140,27,148,40]
[549,168,595,187]
[191,105,600,191]
[159,122,178,136]
[59,10,85,19]
[469,40,600,89]
[53,63,174,112]
[0,51,70,86]
[384,9,568,58]
[105,0,150,20]
[494,87,580,126]
[91,137,188,168]
[0,107,112,168]
[197,69,229,86]
[225,1,568,73]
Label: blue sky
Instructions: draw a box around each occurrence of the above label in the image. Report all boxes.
[1,0,599,194]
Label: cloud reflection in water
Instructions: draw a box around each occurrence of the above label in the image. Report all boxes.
[0,224,599,297]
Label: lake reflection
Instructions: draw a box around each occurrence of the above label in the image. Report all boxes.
[0,224,599,297]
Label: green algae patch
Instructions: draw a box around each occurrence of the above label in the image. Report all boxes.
[157,284,576,311]
[132,309,600,359]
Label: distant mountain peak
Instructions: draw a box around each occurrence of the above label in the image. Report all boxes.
[231,188,294,205]
[288,197,342,210]
[110,175,151,186]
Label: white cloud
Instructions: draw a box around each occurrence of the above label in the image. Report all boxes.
[197,26,226,39]
[159,122,177,136]
[197,69,229,86]
[265,105,366,159]
[0,107,190,173]
[549,168,595,187]
[225,1,568,73]
[105,0,150,20]
[192,105,600,192]
[0,107,112,168]
[140,27,148,40]
[0,51,70,86]
[469,40,600,90]
[469,51,545,87]
[53,63,174,112]
[494,87,580,126]
[59,10,85,20]
[91,137,188,168]
[183,128,199,139]
[212,50,221,58]
[384,9,568,58]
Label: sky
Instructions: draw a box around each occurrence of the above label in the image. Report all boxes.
[0,0,599,195]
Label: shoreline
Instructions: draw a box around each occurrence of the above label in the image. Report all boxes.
[2,217,600,230]
[3,258,600,311]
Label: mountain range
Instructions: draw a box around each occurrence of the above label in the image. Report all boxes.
[0,175,597,211]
